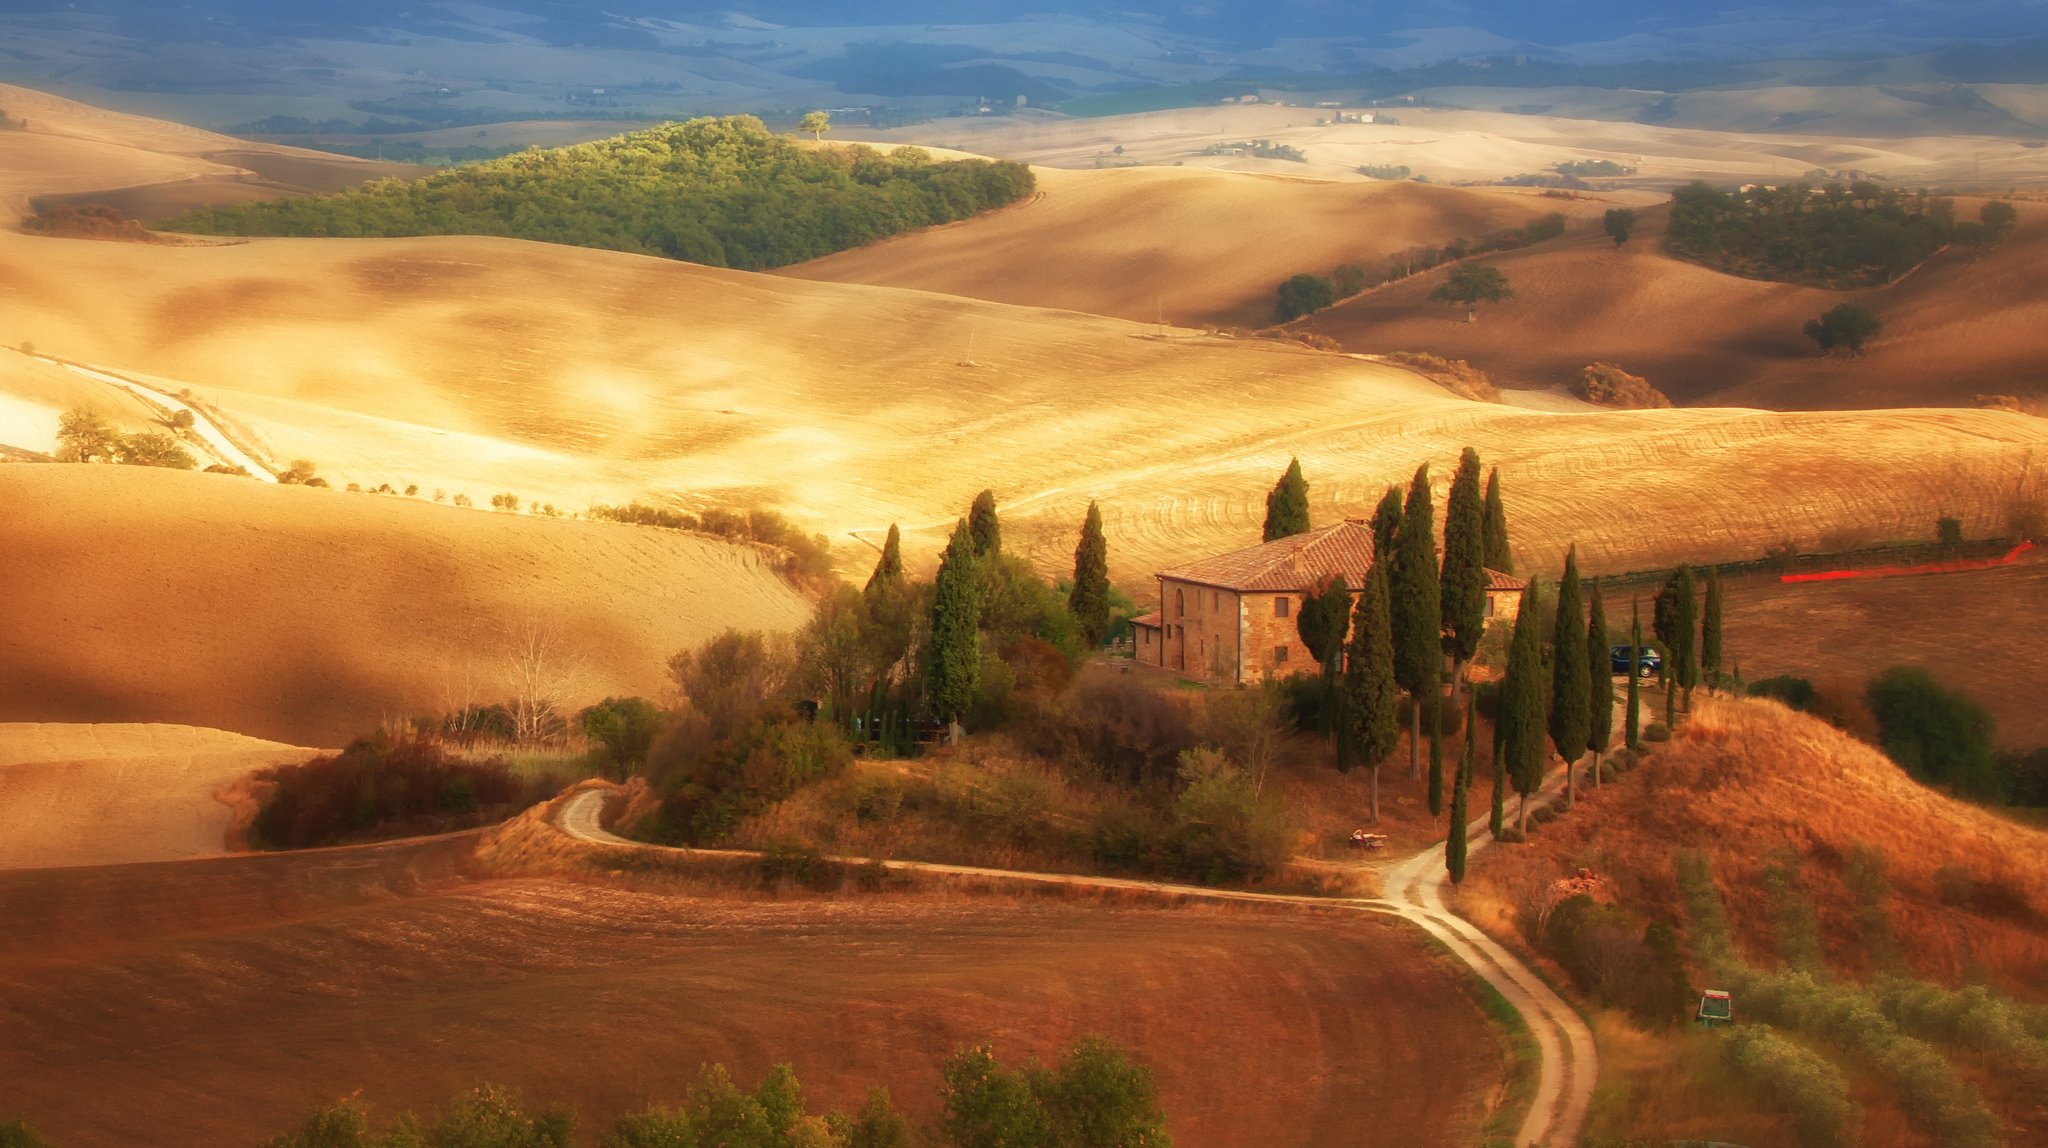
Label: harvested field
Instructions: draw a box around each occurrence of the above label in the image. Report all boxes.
[0,465,810,746]
[0,843,1502,1148]
[1719,556,2048,748]
[0,723,317,869]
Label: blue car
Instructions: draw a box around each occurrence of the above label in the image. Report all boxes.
[1609,645,1662,676]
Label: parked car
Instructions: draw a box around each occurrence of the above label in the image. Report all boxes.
[1610,645,1662,676]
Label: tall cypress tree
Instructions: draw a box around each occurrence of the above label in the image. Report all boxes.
[1068,501,1111,647]
[1549,547,1591,806]
[1447,691,1473,882]
[1371,484,1404,558]
[1674,565,1699,712]
[1339,559,1400,823]
[1481,466,1514,575]
[968,489,1002,557]
[1701,566,1724,693]
[1428,717,1445,823]
[1298,574,1352,734]
[927,519,983,727]
[1263,457,1311,541]
[1441,447,1487,701]
[1391,464,1442,781]
[1502,579,1546,834]
[1586,579,1614,789]
[864,524,904,596]
[1626,601,1643,751]
[1489,728,1507,839]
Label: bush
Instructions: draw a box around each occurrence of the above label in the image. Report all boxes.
[0,1121,50,1148]
[1864,666,1999,798]
[252,737,533,849]
[758,838,842,891]
[1570,362,1671,409]
[1168,747,1292,884]
[1804,304,1884,356]
[1643,722,1670,742]
[1088,797,1172,872]
[1030,677,1195,788]
[1750,676,1817,712]
[577,696,662,779]
[1539,896,1692,1024]
[1723,1027,1859,1148]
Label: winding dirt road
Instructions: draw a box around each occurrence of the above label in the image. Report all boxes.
[556,777,1597,1147]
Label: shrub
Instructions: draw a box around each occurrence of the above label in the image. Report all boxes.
[1643,722,1670,742]
[1539,896,1692,1024]
[1381,352,1501,403]
[1804,304,1884,356]
[491,492,520,512]
[1864,666,1999,798]
[277,459,321,485]
[1030,676,1196,788]
[1088,797,1171,871]
[0,1121,50,1148]
[1723,1027,1858,1148]
[1168,747,1292,883]
[1750,676,1817,712]
[251,736,532,849]
[758,838,841,891]
[1570,362,1671,409]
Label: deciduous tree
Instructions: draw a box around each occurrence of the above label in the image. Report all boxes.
[1550,547,1591,805]
[798,110,831,140]
[1603,207,1636,247]
[1274,273,1336,321]
[1430,263,1514,322]
[1068,501,1111,647]
[1391,464,1442,781]
[1263,457,1310,541]
[1804,304,1884,356]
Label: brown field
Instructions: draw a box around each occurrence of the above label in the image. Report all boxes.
[1718,556,2048,749]
[1300,198,2048,411]
[0,840,1502,1148]
[0,465,811,746]
[0,723,316,869]
[787,165,1603,328]
[1463,697,2048,998]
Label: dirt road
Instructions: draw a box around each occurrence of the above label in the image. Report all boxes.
[557,783,1598,1147]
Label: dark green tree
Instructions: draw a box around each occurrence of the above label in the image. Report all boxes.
[1626,601,1643,751]
[1430,262,1514,321]
[1371,484,1404,557]
[968,489,1002,557]
[1489,726,1507,839]
[927,520,983,727]
[1482,466,1514,575]
[1339,559,1400,823]
[1275,273,1337,321]
[1701,566,1724,692]
[1502,579,1547,834]
[1391,464,1443,781]
[1297,574,1353,734]
[1586,580,1614,787]
[1673,565,1699,711]
[939,1046,1049,1148]
[1068,501,1111,648]
[864,524,904,596]
[1033,1037,1173,1148]
[1441,447,1487,700]
[1428,716,1444,822]
[1979,200,2018,239]
[1263,457,1311,541]
[578,696,662,780]
[1603,207,1636,247]
[1865,666,2000,799]
[1550,547,1591,806]
[1447,691,1474,883]
[1804,304,1884,356]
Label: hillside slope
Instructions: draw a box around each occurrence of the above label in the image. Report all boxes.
[785,165,1598,328]
[1300,198,2048,411]
[0,465,811,745]
[3,224,2046,589]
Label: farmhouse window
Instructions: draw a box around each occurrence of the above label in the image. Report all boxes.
[1273,645,1289,663]
[1274,596,1290,618]
[1176,588,1185,616]
[1485,595,1495,618]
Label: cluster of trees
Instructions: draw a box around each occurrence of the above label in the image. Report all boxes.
[1570,362,1671,409]
[53,408,196,470]
[1803,303,1884,356]
[1665,181,2016,287]
[249,736,538,849]
[21,204,160,243]
[1355,163,1412,180]
[589,501,835,583]
[1270,214,1557,321]
[1204,139,1305,161]
[163,117,1037,271]
[234,1037,1166,1148]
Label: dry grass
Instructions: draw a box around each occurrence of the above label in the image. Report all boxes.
[0,465,811,746]
[1467,696,2048,1001]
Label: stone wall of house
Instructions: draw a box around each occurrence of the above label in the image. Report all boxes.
[1486,588,1522,626]
[1159,578,1242,681]
[1241,589,1317,683]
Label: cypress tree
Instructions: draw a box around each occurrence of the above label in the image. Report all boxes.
[1371,484,1404,557]
[1263,457,1311,541]
[1586,579,1614,788]
[1298,574,1352,734]
[1068,501,1111,647]
[1447,691,1473,883]
[864,524,904,596]
[1440,447,1487,701]
[1702,566,1724,692]
[1481,466,1514,576]
[927,519,983,727]
[1549,547,1591,807]
[1489,709,1507,839]
[1391,463,1442,781]
[1339,559,1400,823]
[1428,716,1444,822]
[1502,578,1546,834]
[1674,565,1699,711]
[1626,601,1643,751]
[968,489,1001,557]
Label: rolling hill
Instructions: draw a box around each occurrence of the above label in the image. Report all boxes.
[0,465,812,746]
[785,165,1600,328]
[1299,197,2048,411]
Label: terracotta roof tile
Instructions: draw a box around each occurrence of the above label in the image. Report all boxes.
[1131,612,1162,629]
[1484,568,1526,591]
[1158,520,1378,592]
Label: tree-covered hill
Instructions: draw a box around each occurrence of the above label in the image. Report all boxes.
[1663,181,2005,289]
[162,116,1035,271]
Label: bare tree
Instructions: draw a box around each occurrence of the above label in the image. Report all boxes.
[505,618,584,744]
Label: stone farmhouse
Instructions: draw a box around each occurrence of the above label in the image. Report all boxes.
[1130,518,1526,684]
